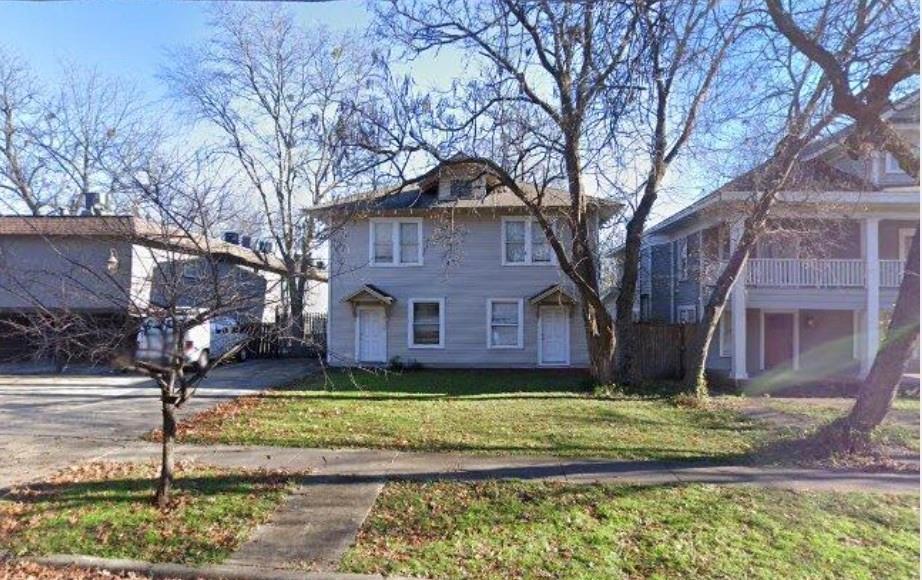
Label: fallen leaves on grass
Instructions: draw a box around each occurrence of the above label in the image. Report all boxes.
[147,395,264,443]
[0,461,304,565]
[0,560,147,579]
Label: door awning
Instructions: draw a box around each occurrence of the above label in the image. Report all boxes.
[341,284,395,305]
[529,284,577,306]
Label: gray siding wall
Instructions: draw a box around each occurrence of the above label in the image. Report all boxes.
[0,236,134,311]
[328,214,590,368]
[649,243,672,322]
[672,233,701,320]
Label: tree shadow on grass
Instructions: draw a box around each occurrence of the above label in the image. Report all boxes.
[1,470,307,509]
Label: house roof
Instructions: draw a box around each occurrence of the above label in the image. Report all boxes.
[308,159,621,222]
[341,284,395,305]
[634,92,919,243]
[528,284,577,306]
[717,157,876,193]
[0,215,323,279]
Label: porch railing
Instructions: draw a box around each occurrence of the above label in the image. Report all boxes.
[745,258,865,287]
[880,260,905,287]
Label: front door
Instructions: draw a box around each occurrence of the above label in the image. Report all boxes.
[357,307,387,363]
[763,312,795,370]
[539,306,570,366]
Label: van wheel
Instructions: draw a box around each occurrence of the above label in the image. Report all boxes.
[197,350,210,371]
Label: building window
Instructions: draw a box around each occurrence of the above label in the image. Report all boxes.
[487,299,523,348]
[885,152,903,174]
[677,237,689,281]
[502,217,555,265]
[450,179,474,198]
[719,309,732,356]
[408,298,444,348]
[677,304,697,324]
[639,294,651,321]
[370,219,423,266]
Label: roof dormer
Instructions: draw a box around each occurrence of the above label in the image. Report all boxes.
[437,163,489,201]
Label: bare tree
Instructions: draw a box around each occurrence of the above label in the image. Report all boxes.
[682,0,917,397]
[766,0,919,447]
[165,5,380,342]
[0,150,288,507]
[0,49,151,216]
[0,48,46,214]
[614,0,749,382]
[369,0,650,383]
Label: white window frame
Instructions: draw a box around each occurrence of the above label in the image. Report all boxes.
[407,298,445,349]
[677,237,689,281]
[677,304,697,324]
[719,309,732,357]
[486,298,524,349]
[885,152,903,174]
[501,217,556,266]
[369,218,423,267]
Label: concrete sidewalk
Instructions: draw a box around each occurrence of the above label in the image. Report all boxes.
[6,442,919,574]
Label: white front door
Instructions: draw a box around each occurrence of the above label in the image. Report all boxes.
[356,307,387,362]
[539,306,570,366]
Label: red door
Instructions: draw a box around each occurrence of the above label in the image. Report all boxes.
[764,313,795,369]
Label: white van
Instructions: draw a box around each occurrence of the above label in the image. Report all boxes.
[136,313,250,369]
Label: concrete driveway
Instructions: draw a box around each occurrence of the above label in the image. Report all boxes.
[0,359,315,489]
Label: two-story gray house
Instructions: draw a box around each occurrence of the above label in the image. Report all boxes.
[618,93,920,384]
[314,161,619,369]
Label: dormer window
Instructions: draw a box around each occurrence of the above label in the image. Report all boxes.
[450,179,474,198]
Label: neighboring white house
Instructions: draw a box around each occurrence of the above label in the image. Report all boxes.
[617,93,920,383]
[0,215,301,360]
[312,159,620,368]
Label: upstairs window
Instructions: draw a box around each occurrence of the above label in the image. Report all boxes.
[503,217,555,265]
[370,219,422,266]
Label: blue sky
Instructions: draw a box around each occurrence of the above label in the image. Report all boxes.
[0,0,703,221]
[0,0,373,101]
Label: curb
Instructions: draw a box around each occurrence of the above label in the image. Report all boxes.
[33,554,405,580]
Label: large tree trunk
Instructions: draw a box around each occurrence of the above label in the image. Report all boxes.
[583,299,617,384]
[681,133,810,396]
[288,276,306,345]
[562,132,617,385]
[155,397,177,509]
[614,172,662,383]
[828,228,920,444]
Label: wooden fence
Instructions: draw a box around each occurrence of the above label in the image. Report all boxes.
[632,322,689,380]
[244,313,327,359]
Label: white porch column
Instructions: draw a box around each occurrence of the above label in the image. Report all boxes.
[862,218,880,377]
[730,220,748,380]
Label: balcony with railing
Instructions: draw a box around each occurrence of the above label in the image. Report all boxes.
[880,260,905,287]
[706,258,906,288]
[746,258,865,287]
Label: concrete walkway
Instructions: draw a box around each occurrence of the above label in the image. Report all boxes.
[0,359,316,489]
[47,442,916,573]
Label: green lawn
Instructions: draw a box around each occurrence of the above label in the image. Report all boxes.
[342,480,920,579]
[175,370,766,461]
[0,462,295,565]
[737,397,920,452]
